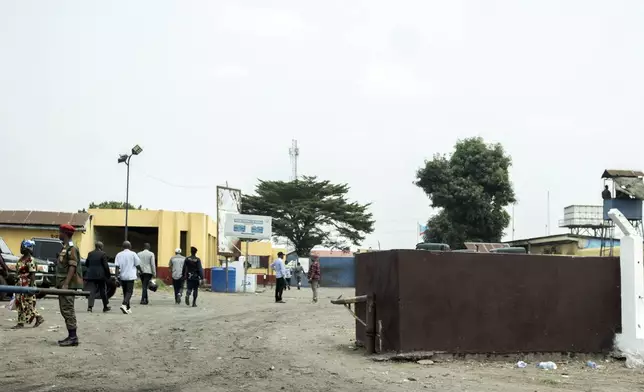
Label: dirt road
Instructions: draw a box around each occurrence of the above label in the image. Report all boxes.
[1,287,642,392]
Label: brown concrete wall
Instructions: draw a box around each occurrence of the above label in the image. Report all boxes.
[355,250,621,354]
[355,250,401,351]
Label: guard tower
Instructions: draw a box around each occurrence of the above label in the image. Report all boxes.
[600,169,644,256]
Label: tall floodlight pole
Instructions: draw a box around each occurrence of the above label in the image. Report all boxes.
[118,144,143,241]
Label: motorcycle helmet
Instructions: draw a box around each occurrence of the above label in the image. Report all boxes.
[148,279,158,292]
[20,239,35,255]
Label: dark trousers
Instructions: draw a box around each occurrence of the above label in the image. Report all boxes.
[121,280,134,309]
[275,277,285,302]
[186,279,199,304]
[86,279,109,309]
[59,295,76,330]
[140,273,153,303]
[172,279,184,301]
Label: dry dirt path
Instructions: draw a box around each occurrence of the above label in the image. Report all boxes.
[1,287,642,392]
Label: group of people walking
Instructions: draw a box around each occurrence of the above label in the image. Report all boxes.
[47,225,203,347]
[110,242,204,312]
[11,224,320,347]
[168,246,204,306]
[84,240,158,314]
[270,252,321,303]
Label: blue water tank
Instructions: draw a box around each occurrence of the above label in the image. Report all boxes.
[211,267,236,293]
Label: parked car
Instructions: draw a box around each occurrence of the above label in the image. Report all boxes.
[31,238,119,299]
[0,237,53,300]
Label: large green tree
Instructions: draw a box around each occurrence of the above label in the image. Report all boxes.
[415,137,516,249]
[79,201,143,212]
[242,176,375,256]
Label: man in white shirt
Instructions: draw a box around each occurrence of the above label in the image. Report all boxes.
[137,243,156,305]
[115,241,141,314]
[270,252,286,304]
[169,248,186,304]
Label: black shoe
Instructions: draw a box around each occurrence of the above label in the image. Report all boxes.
[58,337,79,347]
[192,303,197,307]
[57,336,70,344]
[34,316,44,328]
[103,306,111,312]
[87,307,92,313]
[185,296,190,306]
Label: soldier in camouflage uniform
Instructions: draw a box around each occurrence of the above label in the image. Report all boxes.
[12,240,44,329]
[56,224,84,347]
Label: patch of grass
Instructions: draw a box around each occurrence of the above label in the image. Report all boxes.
[541,378,561,386]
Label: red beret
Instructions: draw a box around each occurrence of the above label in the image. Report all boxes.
[59,224,76,234]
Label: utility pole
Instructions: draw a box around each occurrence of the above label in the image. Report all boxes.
[512,203,516,241]
[547,191,551,235]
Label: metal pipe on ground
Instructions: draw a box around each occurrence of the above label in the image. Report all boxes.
[0,285,91,297]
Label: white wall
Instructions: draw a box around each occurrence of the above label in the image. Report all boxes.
[610,209,644,364]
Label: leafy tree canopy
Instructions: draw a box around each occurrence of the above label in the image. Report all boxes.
[79,201,143,213]
[415,137,516,249]
[242,176,375,256]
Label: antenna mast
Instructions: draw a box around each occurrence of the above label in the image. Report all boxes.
[289,139,299,181]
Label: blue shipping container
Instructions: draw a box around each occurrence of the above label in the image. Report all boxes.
[312,257,355,287]
[211,267,236,293]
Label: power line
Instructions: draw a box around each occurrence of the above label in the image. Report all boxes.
[145,174,214,189]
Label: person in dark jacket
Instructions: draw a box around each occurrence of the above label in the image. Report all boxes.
[182,246,203,308]
[84,241,111,313]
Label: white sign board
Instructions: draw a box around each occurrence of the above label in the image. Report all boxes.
[224,214,272,240]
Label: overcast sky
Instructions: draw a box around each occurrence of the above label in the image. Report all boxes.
[1,1,643,249]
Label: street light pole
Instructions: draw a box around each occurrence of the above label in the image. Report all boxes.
[118,145,143,242]
[124,155,131,242]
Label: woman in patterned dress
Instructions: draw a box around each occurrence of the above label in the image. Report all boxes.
[12,240,44,329]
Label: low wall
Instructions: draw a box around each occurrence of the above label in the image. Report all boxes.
[355,250,621,354]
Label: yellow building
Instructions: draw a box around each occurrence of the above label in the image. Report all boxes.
[237,240,286,275]
[0,209,219,276]
[0,211,91,255]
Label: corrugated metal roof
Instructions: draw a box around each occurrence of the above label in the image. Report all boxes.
[613,177,644,199]
[464,242,509,253]
[0,210,89,227]
[505,234,592,246]
[601,169,644,179]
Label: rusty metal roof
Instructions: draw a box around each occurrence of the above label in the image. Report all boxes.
[0,210,89,228]
[601,169,644,179]
[464,242,509,253]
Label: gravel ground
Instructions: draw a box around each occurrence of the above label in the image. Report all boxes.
[1,287,643,392]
